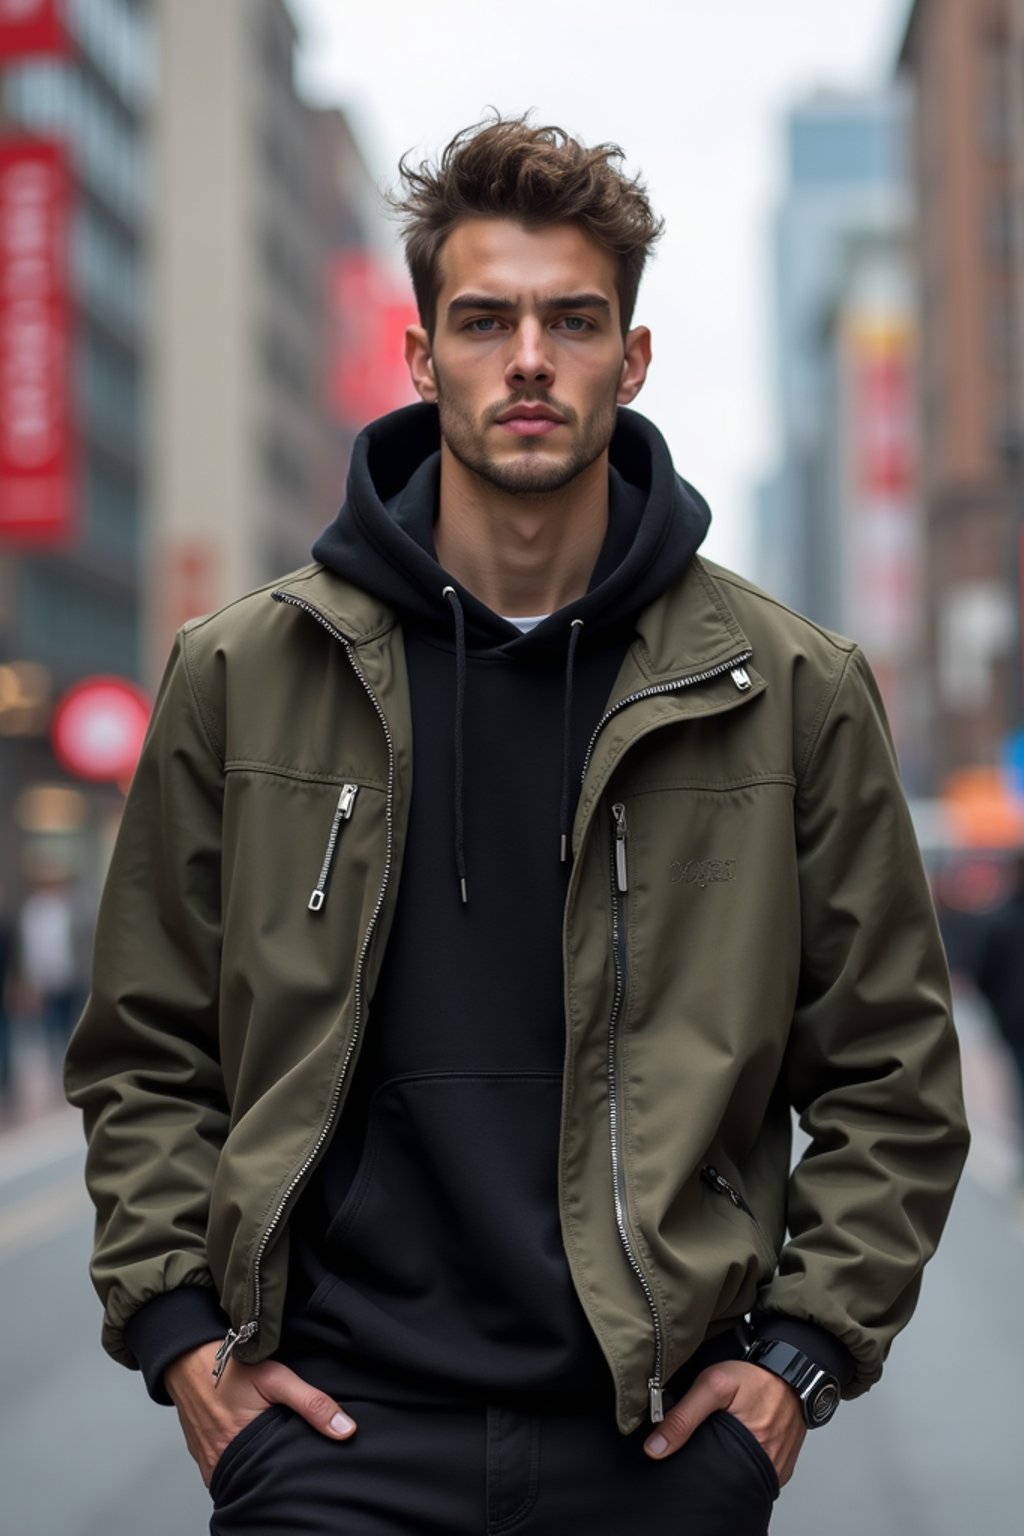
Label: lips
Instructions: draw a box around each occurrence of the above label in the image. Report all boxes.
[499,418,562,436]
[495,405,566,437]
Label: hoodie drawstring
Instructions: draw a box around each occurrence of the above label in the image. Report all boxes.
[442,586,469,904]
[443,587,585,904]
[560,618,584,862]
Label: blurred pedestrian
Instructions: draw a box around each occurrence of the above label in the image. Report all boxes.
[66,115,969,1536]
[969,852,1024,1176]
[0,887,12,1103]
[18,864,90,1080]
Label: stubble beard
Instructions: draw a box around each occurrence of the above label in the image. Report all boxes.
[435,378,619,498]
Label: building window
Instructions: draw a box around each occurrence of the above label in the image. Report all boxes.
[20,562,139,679]
[6,56,146,221]
[987,300,1016,369]
[262,433,311,505]
[67,0,156,111]
[77,327,142,451]
[980,44,1013,157]
[85,451,139,566]
[72,201,140,331]
[987,198,1016,263]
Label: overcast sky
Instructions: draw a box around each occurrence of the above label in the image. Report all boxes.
[290,0,911,573]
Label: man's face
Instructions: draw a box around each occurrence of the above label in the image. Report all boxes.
[406,219,650,496]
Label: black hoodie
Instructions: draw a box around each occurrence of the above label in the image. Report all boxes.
[272,403,711,1407]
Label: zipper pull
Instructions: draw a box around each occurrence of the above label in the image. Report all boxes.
[211,1321,258,1385]
[731,666,752,692]
[308,783,359,912]
[337,783,358,818]
[612,802,629,893]
[703,1164,742,1209]
[649,1379,665,1423]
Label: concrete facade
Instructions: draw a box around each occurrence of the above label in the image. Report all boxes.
[150,0,326,676]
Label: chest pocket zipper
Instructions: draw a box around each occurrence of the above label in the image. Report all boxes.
[308,783,359,912]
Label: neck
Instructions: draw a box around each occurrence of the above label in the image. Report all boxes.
[434,445,610,616]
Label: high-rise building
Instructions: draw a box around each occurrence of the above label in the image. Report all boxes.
[150,0,416,672]
[150,0,324,668]
[0,0,155,886]
[756,89,912,619]
[816,227,925,781]
[1010,0,1024,435]
[898,0,1022,785]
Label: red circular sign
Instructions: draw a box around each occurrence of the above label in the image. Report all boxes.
[51,676,151,783]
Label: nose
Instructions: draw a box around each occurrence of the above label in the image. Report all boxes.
[505,318,554,391]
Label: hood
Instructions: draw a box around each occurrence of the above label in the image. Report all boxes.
[312,402,710,652]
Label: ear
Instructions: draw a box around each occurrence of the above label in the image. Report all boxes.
[405,325,437,402]
[616,325,652,405]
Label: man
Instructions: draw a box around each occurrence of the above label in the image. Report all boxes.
[66,117,969,1535]
[969,854,1024,1186]
[19,862,91,1081]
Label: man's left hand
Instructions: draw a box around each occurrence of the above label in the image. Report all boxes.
[643,1360,806,1485]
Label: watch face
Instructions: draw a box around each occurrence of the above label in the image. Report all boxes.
[807,1380,840,1426]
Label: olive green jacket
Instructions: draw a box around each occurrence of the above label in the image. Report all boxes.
[65,555,969,1433]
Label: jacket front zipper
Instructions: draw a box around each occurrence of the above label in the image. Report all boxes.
[583,654,754,1423]
[308,783,359,912]
[214,594,396,1381]
[607,801,666,1424]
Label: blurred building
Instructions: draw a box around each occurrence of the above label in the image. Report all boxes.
[315,108,418,531]
[0,0,415,896]
[898,0,1024,789]
[1016,0,1024,427]
[0,0,155,890]
[151,0,322,667]
[150,0,416,672]
[756,88,912,622]
[816,228,925,780]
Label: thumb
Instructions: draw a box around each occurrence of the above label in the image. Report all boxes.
[644,1367,733,1460]
[252,1360,357,1440]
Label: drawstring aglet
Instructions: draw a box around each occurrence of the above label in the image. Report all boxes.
[459,877,468,905]
[560,833,569,863]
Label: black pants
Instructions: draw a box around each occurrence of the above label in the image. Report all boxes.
[208,1395,779,1535]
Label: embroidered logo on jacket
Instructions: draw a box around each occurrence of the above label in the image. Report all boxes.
[670,858,736,889]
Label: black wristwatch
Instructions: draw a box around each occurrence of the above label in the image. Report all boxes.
[745,1338,841,1427]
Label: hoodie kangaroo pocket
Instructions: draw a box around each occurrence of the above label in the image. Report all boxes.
[304,1070,596,1388]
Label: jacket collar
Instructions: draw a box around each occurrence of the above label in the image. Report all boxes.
[625,556,752,689]
[272,564,398,648]
[273,556,752,681]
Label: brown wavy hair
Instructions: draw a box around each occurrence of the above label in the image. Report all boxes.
[388,113,664,336]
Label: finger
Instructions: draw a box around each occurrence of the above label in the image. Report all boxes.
[252,1361,357,1440]
[644,1366,735,1459]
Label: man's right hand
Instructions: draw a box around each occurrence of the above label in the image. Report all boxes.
[164,1341,357,1486]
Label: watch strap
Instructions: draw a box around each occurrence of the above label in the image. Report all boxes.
[745,1337,841,1427]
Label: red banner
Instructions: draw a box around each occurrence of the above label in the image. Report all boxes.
[0,0,69,60]
[0,139,75,547]
[855,349,913,498]
[328,251,418,427]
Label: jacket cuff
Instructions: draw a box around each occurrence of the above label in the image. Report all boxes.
[749,1311,857,1389]
[123,1287,230,1405]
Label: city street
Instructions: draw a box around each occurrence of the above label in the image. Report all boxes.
[1,1000,1021,1535]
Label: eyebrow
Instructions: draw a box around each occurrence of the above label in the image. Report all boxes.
[447,292,612,316]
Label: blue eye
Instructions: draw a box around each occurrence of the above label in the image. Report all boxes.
[561,316,590,332]
[469,317,499,332]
